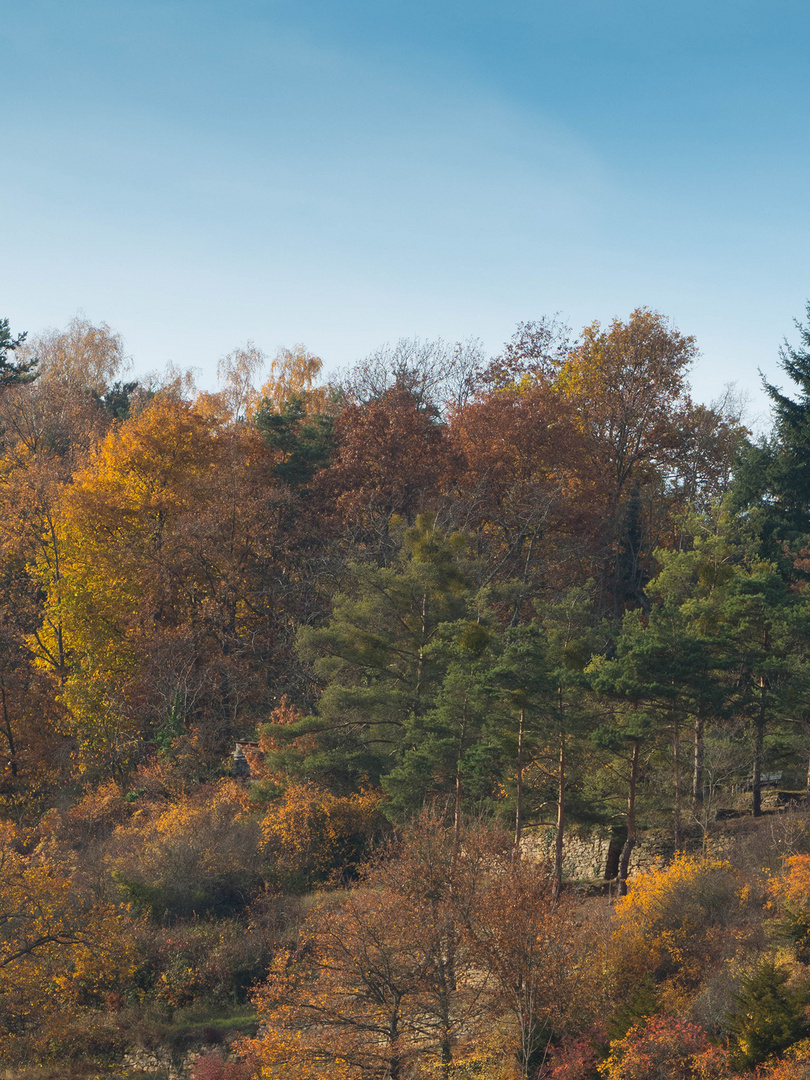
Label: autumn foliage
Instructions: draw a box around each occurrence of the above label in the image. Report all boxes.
[599,1015,729,1080]
[0,306,808,1077]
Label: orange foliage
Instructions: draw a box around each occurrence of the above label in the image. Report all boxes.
[320,383,452,546]
[0,818,136,1060]
[260,782,385,886]
[32,392,282,778]
[768,854,810,959]
[259,343,329,415]
[242,883,449,1078]
[247,817,593,1079]
[752,1040,810,1079]
[449,381,604,594]
[106,781,262,920]
[258,696,313,764]
[555,308,696,497]
[599,1015,729,1080]
[611,853,744,1007]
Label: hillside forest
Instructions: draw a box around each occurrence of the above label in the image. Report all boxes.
[6,307,810,1078]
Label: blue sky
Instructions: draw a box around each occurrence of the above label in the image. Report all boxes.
[3,0,810,426]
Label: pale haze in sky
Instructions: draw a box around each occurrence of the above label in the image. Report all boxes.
[3,0,809,428]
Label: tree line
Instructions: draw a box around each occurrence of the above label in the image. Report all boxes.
[3,305,810,1076]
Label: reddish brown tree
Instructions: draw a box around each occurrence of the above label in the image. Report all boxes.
[319,383,454,561]
[447,381,604,609]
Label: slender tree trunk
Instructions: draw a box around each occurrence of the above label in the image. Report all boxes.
[752,675,766,818]
[618,739,640,896]
[415,589,428,699]
[514,705,525,863]
[453,710,467,858]
[435,958,454,1075]
[510,531,538,626]
[50,520,66,669]
[0,680,16,776]
[672,711,682,849]
[692,713,705,806]
[553,726,565,900]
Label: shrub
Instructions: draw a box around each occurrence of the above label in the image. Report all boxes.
[190,1050,258,1080]
[599,1014,729,1080]
[725,958,810,1071]
[259,781,386,890]
[106,783,264,921]
[756,1039,810,1079]
[768,854,810,961]
[611,854,746,1012]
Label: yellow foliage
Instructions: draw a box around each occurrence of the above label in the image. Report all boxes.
[0,819,136,1059]
[28,396,225,770]
[217,341,266,422]
[768,854,810,959]
[260,782,384,885]
[768,853,810,915]
[553,307,697,495]
[755,1038,810,1079]
[612,853,742,1004]
[106,782,261,919]
[258,344,329,414]
[28,392,275,779]
[238,1024,356,1079]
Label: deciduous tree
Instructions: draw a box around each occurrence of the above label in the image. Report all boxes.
[33,394,286,778]
[0,818,135,1061]
[447,381,602,605]
[321,383,453,560]
[556,308,698,613]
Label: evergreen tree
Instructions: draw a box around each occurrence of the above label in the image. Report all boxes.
[727,958,810,1070]
[284,518,477,792]
[0,319,38,389]
[255,394,335,488]
[734,301,810,560]
[487,590,602,891]
[383,618,499,830]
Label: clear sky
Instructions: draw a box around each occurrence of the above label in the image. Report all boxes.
[4,0,809,427]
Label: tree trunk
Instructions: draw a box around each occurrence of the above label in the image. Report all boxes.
[618,739,640,896]
[386,1001,403,1080]
[752,676,766,818]
[453,712,467,858]
[672,711,682,849]
[0,680,16,777]
[514,706,525,863]
[553,726,565,900]
[692,713,705,806]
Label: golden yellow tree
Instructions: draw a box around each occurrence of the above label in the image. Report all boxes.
[32,393,279,778]
[259,343,328,413]
[0,818,135,1062]
[610,853,746,1014]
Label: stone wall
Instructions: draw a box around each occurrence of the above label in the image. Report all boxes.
[521,825,683,882]
[122,1043,235,1079]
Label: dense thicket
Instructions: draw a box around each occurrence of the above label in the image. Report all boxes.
[4,308,810,1078]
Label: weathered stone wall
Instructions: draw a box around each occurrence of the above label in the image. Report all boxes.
[521,825,683,882]
[521,826,616,881]
[122,1044,230,1079]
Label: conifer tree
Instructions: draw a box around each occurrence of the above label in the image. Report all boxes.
[735,302,810,557]
[0,319,38,389]
[289,518,477,793]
